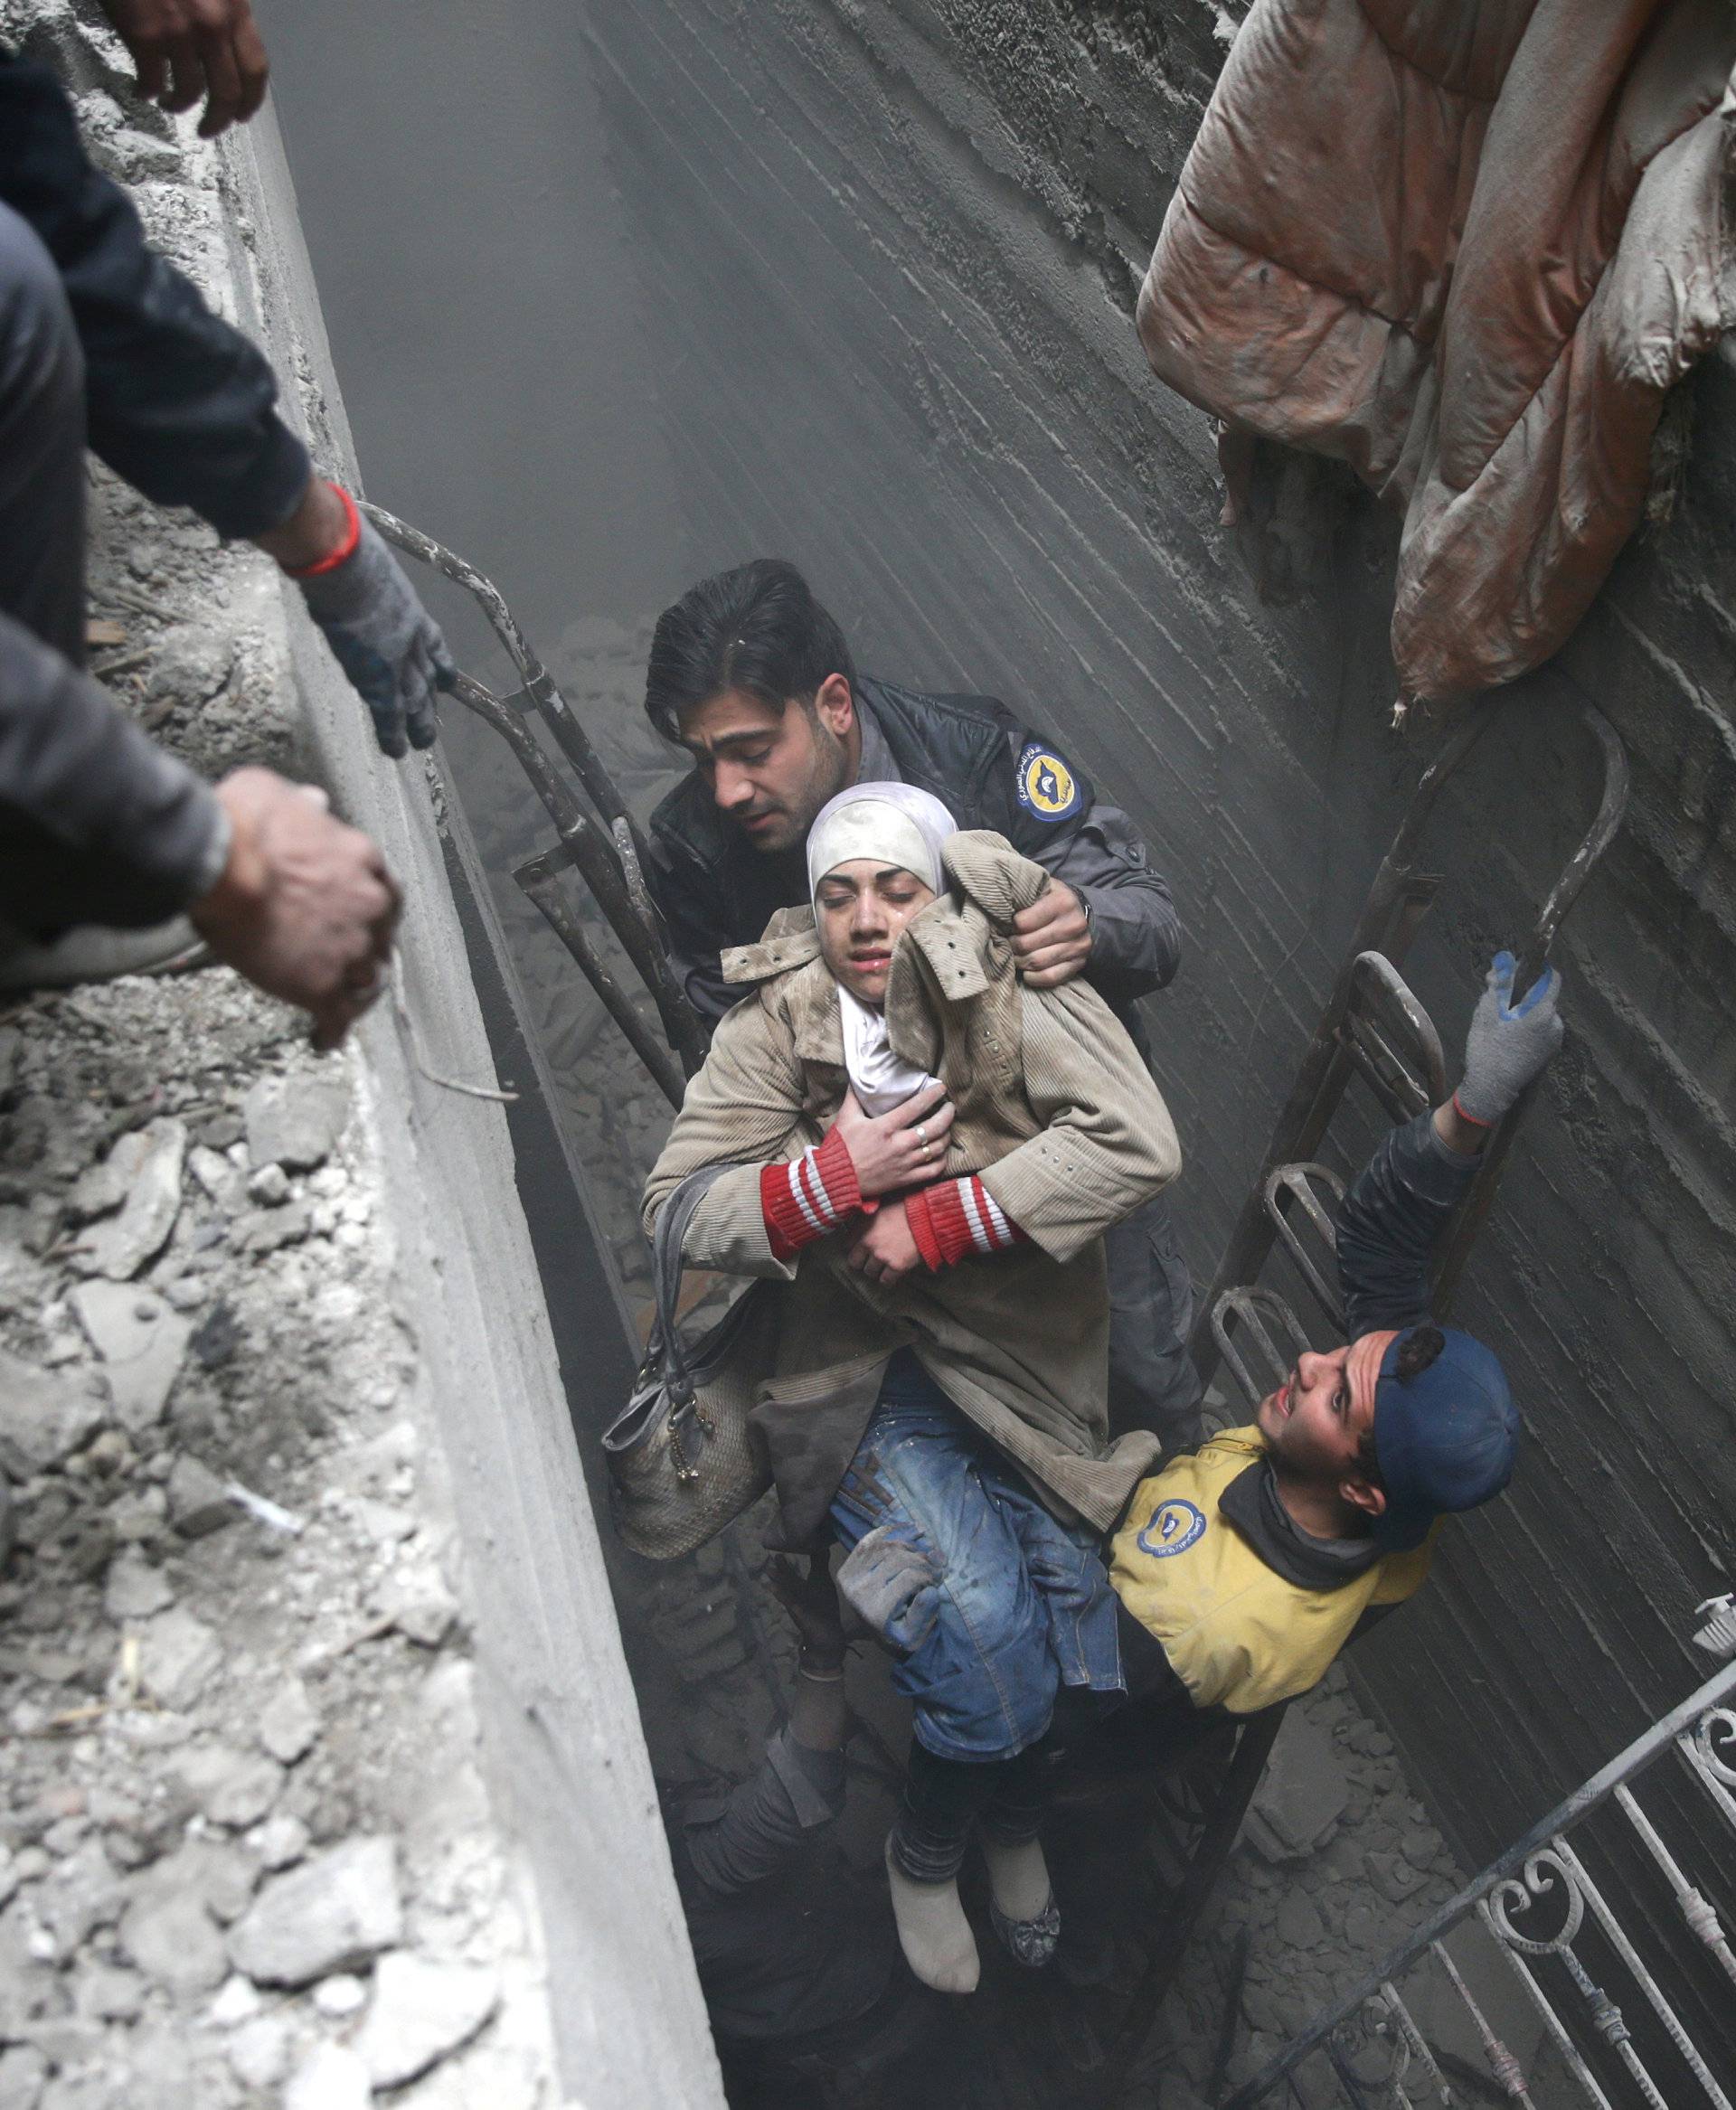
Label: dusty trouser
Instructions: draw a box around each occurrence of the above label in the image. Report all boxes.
[1106,1190,1201,1452]
[0,202,208,981]
[0,200,85,666]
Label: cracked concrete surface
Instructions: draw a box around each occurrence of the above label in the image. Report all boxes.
[0,4,719,2104]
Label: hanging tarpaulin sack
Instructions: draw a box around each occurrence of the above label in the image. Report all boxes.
[603,1163,777,1559]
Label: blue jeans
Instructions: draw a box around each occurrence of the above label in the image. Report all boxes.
[829,1353,1123,1763]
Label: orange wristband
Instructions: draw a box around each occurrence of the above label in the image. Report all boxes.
[285,483,362,579]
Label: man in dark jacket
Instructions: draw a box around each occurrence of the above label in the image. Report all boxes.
[641,557,1202,1449]
[0,25,451,1042]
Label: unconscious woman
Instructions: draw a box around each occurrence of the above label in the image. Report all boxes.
[642,783,1180,1995]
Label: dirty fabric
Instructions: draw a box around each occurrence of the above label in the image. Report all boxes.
[1137,0,1736,702]
[829,1353,1123,1763]
[643,832,1179,1540]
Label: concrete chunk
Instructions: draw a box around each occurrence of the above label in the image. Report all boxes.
[137,1606,222,1711]
[353,1952,500,2087]
[166,1454,233,1538]
[71,1282,191,1432]
[0,1352,109,1476]
[283,2042,370,2110]
[71,1119,185,1279]
[118,1887,228,1997]
[258,1676,319,1766]
[243,1072,350,1173]
[227,1835,401,1987]
[1243,1713,1349,1862]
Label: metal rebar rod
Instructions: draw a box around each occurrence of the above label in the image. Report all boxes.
[448,670,707,1081]
[547,827,708,1078]
[355,500,646,855]
[1429,1940,1536,2108]
[357,498,710,1054]
[515,860,684,1111]
[448,670,587,837]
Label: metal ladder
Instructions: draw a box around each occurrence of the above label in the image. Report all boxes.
[1195,701,1629,1398]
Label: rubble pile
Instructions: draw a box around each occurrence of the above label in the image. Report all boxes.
[0,981,560,2110]
[0,7,567,2104]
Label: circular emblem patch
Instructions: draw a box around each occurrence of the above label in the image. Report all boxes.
[1137,1497,1207,1559]
[1015,742,1080,822]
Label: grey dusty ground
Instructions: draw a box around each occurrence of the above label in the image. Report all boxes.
[0,5,566,2104]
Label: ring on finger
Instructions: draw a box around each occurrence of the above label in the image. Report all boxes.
[916,1123,929,1146]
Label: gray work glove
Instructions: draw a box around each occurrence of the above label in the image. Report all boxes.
[297,513,457,758]
[835,1525,940,1655]
[1454,950,1565,1126]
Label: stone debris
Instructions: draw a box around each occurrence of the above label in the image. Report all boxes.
[226,1834,402,1987]
[283,2039,372,2110]
[249,1812,312,1872]
[242,1071,350,1173]
[70,1279,192,1431]
[259,1673,321,1764]
[136,1605,222,1711]
[311,1969,367,2018]
[352,1951,501,2087]
[69,1117,185,1280]
[373,1559,458,1647]
[165,1452,232,1537]
[0,1353,108,1478]
[118,1884,230,1997]
[1243,1712,1349,1861]
[226,2010,291,2090]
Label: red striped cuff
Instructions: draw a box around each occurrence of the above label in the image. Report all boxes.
[761,1126,863,1261]
[905,1176,1026,1270]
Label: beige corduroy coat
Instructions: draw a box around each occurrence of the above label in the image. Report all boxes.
[642,831,1182,1546]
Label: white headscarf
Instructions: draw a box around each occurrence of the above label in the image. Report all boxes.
[807,781,957,1117]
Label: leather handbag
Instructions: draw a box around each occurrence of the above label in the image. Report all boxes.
[602,1163,778,1559]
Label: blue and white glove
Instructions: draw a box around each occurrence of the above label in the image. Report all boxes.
[294,491,457,759]
[1454,950,1565,1126]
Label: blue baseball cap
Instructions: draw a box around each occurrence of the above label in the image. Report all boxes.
[1370,1327,1519,1552]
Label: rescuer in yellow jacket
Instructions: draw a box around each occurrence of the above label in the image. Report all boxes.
[832,952,1565,1992]
[1107,951,1564,1721]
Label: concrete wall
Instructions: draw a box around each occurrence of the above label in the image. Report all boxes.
[218,98,724,2110]
[572,0,1736,2043]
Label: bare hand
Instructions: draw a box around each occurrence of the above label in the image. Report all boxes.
[190,768,400,1050]
[1012,880,1091,989]
[767,1554,845,1666]
[847,1200,923,1287]
[96,0,269,137]
[830,1085,954,1197]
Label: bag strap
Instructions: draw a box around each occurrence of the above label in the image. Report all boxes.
[648,1162,738,1393]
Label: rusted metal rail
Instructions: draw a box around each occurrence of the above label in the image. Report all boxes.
[1193,702,1628,1376]
[353,504,709,1092]
[1223,1652,1736,2109]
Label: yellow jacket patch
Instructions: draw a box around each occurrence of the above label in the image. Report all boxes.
[1109,1429,1433,1715]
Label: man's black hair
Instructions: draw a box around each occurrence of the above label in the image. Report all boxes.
[1354,1324,1445,1487]
[644,559,856,741]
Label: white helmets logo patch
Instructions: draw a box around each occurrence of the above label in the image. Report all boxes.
[1015,743,1080,822]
